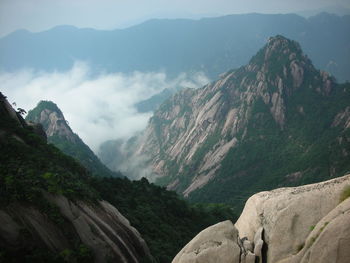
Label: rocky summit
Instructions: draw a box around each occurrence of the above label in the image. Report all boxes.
[129,35,350,210]
[173,174,350,263]
[26,101,119,177]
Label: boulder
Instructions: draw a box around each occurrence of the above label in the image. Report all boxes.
[172,174,350,263]
[278,196,350,263]
[172,220,241,263]
[235,174,350,263]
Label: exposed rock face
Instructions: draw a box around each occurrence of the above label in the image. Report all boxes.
[278,197,350,263]
[0,193,152,263]
[172,174,350,263]
[172,221,241,263]
[126,35,349,205]
[26,101,77,142]
[235,173,350,263]
[26,101,119,177]
[0,92,27,129]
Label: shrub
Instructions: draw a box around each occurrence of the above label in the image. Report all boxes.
[340,185,350,203]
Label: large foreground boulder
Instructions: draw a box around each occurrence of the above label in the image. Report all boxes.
[172,220,241,263]
[172,174,350,263]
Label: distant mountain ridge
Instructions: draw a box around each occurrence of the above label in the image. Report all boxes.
[26,101,119,178]
[127,35,350,211]
[1,12,349,82]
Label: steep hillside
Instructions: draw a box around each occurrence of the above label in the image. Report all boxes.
[25,101,119,177]
[0,13,349,81]
[0,92,152,263]
[0,93,234,263]
[131,35,350,211]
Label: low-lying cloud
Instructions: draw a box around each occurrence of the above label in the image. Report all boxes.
[1,62,209,152]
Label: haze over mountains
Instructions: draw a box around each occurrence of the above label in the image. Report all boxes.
[2,5,350,262]
[1,12,350,82]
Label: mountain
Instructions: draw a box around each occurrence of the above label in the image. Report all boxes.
[25,100,119,178]
[173,173,350,263]
[135,88,178,113]
[0,92,152,262]
[0,93,235,263]
[128,35,350,212]
[1,13,350,82]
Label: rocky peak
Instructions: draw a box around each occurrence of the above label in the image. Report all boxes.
[122,35,349,205]
[26,101,76,142]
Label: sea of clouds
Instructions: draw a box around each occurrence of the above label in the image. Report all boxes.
[1,62,209,152]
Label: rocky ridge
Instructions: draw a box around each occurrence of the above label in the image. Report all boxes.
[129,35,350,207]
[172,173,350,263]
[26,101,119,177]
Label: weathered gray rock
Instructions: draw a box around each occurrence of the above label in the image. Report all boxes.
[172,220,241,263]
[235,174,350,263]
[245,252,256,263]
[124,35,338,203]
[0,193,152,263]
[173,174,350,263]
[243,239,253,252]
[278,194,350,263]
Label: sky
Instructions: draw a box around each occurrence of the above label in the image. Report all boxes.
[1,0,350,37]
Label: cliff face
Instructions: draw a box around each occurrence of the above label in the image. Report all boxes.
[26,101,119,177]
[131,35,350,207]
[0,194,152,263]
[173,174,350,263]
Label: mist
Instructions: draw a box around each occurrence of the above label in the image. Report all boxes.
[0,62,210,152]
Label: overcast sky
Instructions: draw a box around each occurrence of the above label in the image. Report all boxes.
[1,0,349,37]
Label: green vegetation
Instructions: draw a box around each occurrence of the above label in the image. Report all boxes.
[26,101,63,130]
[0,244,93,263]
[92,177,236,263]
[48,134,119,178]
[340,185,350,203]
[1,101,235,263]
[307,222,330,249]
[26,100,119,178]
[187,77,350,213]
[0,114,98,205]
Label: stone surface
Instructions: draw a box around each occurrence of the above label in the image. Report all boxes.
[278,194,350,263]
[0,193,152,263]
[172,220,241,263]
[125,35,339,201]
[244,252,256,263]
[173,174,350,263]
[235,174,350,263]
[243,239,253,252]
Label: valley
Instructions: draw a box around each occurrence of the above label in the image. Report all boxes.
[1,5,350,263]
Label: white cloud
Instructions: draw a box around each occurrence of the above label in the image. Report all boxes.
[0,62,209,152]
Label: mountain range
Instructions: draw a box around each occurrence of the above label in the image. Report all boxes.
[0,94,234,262]
[2,30,350,262]
[1,12,350,82]
[125,35,350,212]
